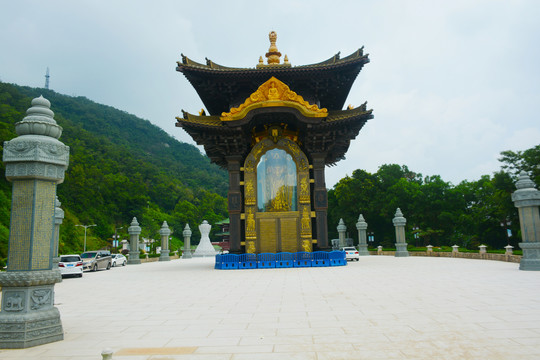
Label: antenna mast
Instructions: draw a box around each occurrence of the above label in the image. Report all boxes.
[44,67,50,89]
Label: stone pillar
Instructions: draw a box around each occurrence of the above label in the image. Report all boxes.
[356,214,369,256]
[337,218,346,248]
[182,224,193,259]
[53,197,64,268]
[452,245,459,257]
[377,245,383,255]
[0,96,69,348]
[226,156,242,253]
[127,217,141,265]
[427,245,433,255]
[158,221,171,262]
[121,239,128,252]
[512,172,540,271]
[393,208,409,257]
[312,153,329,249]
[505,245,514,255]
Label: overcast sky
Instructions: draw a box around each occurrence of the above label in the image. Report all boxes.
[1,0,539,188]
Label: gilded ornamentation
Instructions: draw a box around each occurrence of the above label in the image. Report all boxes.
[301,207,311,233]
[220,77,328,121]
[302,240,311,252]
[246,207,256,238]
[245,180,256,206]
[299,176,310,204]
[245,160,255,173]
[247,241,256,254]
[266,31,281,64]
[252,142,266,160]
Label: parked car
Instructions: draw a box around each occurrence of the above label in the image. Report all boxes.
[58,254,83,278]
[111,254,127,267]
[81,251,112,271]
[341,247,360,261]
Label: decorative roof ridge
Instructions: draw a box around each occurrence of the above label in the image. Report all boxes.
[326,102,373,122]
[177,48,367,72]
[176,110,222,127]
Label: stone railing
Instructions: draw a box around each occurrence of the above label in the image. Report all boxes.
[368,250,521,263]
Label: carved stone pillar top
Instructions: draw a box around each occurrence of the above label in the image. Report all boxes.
[393,208,407,227]
[356,214,368,230]
[128,217,141,235]
[159,221,171,237]
[183,223,192,238]
[3,96,70,183]
[512,171,540,208]
[337,218,347,233]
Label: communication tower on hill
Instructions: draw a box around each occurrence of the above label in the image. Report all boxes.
[44,67,50,89]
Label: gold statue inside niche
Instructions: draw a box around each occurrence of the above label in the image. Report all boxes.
[257,148,297,212]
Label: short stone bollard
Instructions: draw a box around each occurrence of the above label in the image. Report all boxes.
[377,245,383,255]
[505,245,514,255]
[101,348,113,360]
[427,245,433,256]
[479,244,487,256]
[452,245,459,257]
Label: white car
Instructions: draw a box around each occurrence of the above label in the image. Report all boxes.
[341,247,360,261]
[111,254,127,267]
[58,255,83,277]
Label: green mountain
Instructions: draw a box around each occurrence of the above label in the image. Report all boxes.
[0,82,229,261]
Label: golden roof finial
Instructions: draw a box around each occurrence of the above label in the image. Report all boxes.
[265,31,281,65]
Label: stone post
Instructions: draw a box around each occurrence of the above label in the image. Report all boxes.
[337,218,346,248]
[356,214,369,256]
[512,172,540,271]
[377,245,383,255]
[427,245,433,256]
[127,217,141,265]
[53,197,64,268]
[505,245,514,255]
[452,245,459,257]
[0,96,69,348]
[121,239,128,252]
[159,221,171,262]
[393,208,409,257]
[479,244,487,255]
[182,224,193,259]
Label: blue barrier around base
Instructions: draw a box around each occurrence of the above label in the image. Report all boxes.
[258,253,276,268]
[294,252,312,267]
[215,251,350,269]
[329,250,347,266]
[275,252,294,268]
[312,251,330,267]
[221,254,239,269]
[239,253,257,269]
[215,254,222,269]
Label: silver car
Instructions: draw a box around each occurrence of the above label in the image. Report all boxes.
[81,251,112,271]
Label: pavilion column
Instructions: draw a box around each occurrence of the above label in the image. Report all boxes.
[226,155,243,253]
[312,153,329,249]
[0,96,69,348]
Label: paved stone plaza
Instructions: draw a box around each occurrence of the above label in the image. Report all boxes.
[1,256,539,360]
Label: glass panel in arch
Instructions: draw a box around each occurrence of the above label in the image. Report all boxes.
[257,148,297,212]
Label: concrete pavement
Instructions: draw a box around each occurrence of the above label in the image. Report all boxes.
[1,256,539,359]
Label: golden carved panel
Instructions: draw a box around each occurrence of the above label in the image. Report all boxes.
[280,217,298,253]
[259,218,277,253]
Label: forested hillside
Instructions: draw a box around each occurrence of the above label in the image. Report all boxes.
[0,82,229,262]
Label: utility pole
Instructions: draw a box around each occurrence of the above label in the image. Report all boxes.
[76,224,96,252]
